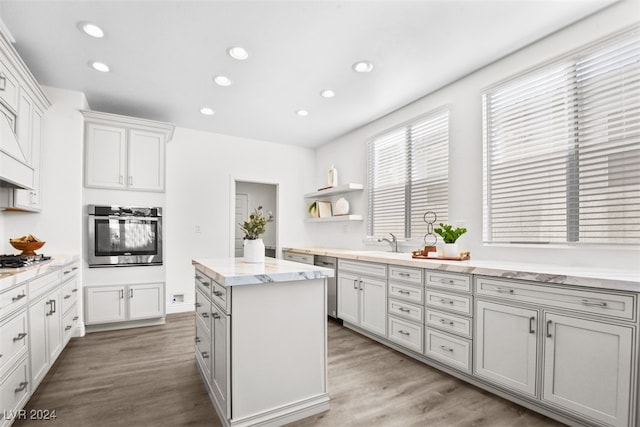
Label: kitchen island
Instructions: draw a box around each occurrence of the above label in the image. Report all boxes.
[192,257,333,427]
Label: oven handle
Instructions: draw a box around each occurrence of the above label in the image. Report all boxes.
[93,215,160,221]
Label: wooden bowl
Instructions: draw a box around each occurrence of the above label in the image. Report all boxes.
[9,240,46,255]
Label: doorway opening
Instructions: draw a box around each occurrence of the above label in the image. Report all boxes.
[233,180,278,258]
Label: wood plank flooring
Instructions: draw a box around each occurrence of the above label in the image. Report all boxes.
[14,313,561,427]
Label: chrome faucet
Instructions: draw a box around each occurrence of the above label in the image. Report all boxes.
[378,233,398,252]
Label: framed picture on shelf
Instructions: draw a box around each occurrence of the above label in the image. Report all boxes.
[317,201,332,218]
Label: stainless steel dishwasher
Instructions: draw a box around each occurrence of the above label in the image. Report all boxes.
[314,255,337,319]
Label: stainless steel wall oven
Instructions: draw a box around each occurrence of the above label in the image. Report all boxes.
[87,205,163,267]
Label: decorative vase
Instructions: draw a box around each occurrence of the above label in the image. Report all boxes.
[243,238,265,263]
[334,197,350,215]
[442,242,459,258]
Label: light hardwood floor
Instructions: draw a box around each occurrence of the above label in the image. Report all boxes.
[15,313,561,427]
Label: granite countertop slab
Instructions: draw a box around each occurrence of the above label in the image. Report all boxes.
[283,247,640,293]
[0,254,80,291]
[192,257,334,286]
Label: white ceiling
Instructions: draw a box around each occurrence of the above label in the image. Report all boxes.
[0,0,618,148]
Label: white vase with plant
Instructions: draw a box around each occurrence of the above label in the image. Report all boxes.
[239,206,273,263]
[434,223,467,258]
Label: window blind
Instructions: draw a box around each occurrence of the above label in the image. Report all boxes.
[367,109,449,238]
[483,26,640,245]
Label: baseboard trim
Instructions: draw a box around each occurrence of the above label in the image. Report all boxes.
[166,302,193,314]
[85,317,165,333]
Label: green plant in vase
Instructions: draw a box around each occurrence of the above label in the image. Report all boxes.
[434,223,467,258]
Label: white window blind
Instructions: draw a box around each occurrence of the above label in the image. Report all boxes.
[483,26,640,245]
[367,109,449,238]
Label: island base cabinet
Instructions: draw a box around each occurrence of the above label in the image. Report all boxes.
[542,313,634,427]
[0,356,30,426]
[211,310,229,419]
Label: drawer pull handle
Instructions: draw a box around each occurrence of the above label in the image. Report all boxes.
[195,337,201,343]
[212,313,221,319]
[496,287,514,294]
[546,320,553,338]
[11,293,26,302]
[65,325,72,331]
[439,318,455,326]
[398,272,410,277]
[440,278,455,284]
[72,288,78,293]
[13,332,27,342]
[202,312,209,318]
[0,74,6,91]
[581,299,607,308]
[398,330,410,336]
[440,298,455,305]
[64,295,71,299]
[529,316,535,334]
[63,270,71,275]
[201,351,209,359]
[398,307,410,313]
[213,291,224,297]
[73,316,79,321]
[439,345,454,352]
[398,290,411,295]
[195,302,202,308]
[14,381,28,393]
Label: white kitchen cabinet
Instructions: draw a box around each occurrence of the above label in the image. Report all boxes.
[0,56,19,112]
[28,289,62,389]
[337,260,387,337]
[542,313,633,427]
[211,307,229,416]
[82,110,174,192]
[84,283,165,328]
[10,102,43,211]
[474,300,538,396]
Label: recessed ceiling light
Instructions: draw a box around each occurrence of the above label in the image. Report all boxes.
[228,47,249,60]
[352,61,374,73]
[213,75,232,87]
[200,107,215,116]
[79,22,104,38]
[320,89,335,98]
[90,61,110,72]
[296,110,309,117]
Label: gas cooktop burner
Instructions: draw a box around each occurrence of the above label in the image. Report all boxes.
[0,254,51,268]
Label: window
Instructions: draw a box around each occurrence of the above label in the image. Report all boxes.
[367,108,449,238]
[483,26,640,245]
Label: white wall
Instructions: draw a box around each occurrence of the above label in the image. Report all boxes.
[312,1,640,270]
[165,127,316,313]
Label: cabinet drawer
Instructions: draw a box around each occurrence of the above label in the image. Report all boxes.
[0,310,28,371]
[0,284,27,319]
[426,271,471,293]
[60,261,80,280]
[338,259,387,278]
[195,288,212,334]
[29,270,60,299]
[283,252,314,265]
[195,271,212,297]
[475,277,636,321]
[425,328,471,372]
[211,280,230,315]
[388,282,423,304]
[195,318,212,381]
[388,315,423,353]
[62,304,79,344]
[61,276,79,314]
[389,298,423,323]
[425,290,472,316]
[1,356,30,416]
[389,265,423,285]
[425,308,472,339]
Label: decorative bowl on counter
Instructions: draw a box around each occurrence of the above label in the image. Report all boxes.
[9,235,46,255]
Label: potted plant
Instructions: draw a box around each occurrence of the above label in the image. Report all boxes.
[434,223,467,258]
[239,206,274,263]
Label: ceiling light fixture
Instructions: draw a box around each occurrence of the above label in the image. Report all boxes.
[200,107,215,116]
[352,61,374,73]
[296,110,309,117]
[213,75,233,87]
[79,22,104,38]
[90,61,110,72]
[320,89,335,98]
[227,47,249,61]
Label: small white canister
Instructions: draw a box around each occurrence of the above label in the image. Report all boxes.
[328,165,338,187]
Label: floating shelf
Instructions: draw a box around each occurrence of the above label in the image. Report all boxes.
[305,215,363,223]
[304,183,363,199]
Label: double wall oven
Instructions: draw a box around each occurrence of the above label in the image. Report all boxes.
[87,205,163,267]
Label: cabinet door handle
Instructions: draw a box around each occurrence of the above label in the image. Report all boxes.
[45,301,51,316]
[398,330,410,336]
[51,299,56,314]
[13,332,27,342]
[496,287,515,294]
[65,325,72,331]
[14,381,28,393]
[130,289,134,298]
[0,73,6,91]
[529,316,535,334]
[581,299,607,308]
[73,316,79,321]
[195,302,202,308]
[439,345,454,352]
[359,280,363,290]
[195,336,201,343]
[120,289,124,299]
[128,176,133,186]
[212,312,221,319]
[202,312,209,318]
[546,319,553,338]
[353,279,358,290]
[201,351,209,359]
[119,175,124,185]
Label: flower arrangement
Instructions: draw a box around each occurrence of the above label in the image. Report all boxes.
[239,206,274,240]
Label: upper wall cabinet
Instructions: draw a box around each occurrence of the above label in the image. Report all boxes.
[0,28,51,212]
[81,110,175,193]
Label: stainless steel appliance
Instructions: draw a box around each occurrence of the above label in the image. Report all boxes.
[0,254,51,268]
[314,255,337,319]
[87,205,162,267]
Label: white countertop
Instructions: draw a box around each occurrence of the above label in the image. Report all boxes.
[192,257,334,286]
[0,254,80,291]
[283,247,640,293]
